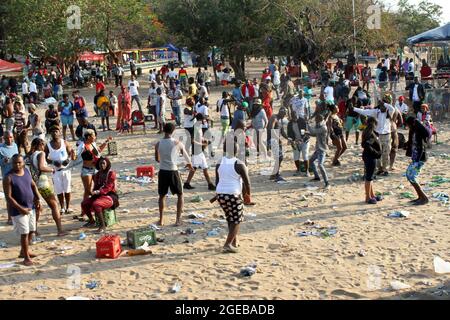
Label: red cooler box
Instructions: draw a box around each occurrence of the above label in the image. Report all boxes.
[96,235,122,259]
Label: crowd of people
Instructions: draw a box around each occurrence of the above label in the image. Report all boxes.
[0,54,445,265]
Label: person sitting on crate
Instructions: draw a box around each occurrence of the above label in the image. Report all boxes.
[81,157,119,233]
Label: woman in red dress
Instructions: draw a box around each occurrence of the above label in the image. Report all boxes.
[117,85,131,132]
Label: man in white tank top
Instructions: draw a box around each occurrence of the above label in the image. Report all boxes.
[45,126,76,215]
[213,139,251,253]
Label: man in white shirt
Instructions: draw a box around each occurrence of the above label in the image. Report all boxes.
[29,79,38,103]
[128,75,142,113]
[197,80,209,100]
[168,82,183,127]
[395,96,409,118]
[194,97,214,157]
[273,66,281,100]
[168,67,178,81]
[22,79,29,103]
[289,91,308,120]
[384,54,390,68]
[323,82,334,103]
[352,96,395,176]
[147,81,158,128]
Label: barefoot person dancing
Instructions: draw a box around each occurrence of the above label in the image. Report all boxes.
[4,155,41,266]
[155,123,193,226]
[214,139,251,253]
[405,116,429,205]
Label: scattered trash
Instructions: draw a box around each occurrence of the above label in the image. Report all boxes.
[190,220,205,225]
[313,192,327,197]
[348,173,363,182]
[240,263,257,277]
[156,237,165,243]
[293,210,303,215]
[246,212,257,218]
[181,228,195,235]
[390,281,411,291]
[332,206,338,210]
[122,209,130,214]
[428,176,450,187]
[191,196,203,203]
[0,241,7,248]
[358,249,366,257]
[149,224,161,231]
[35,285,50,292]
[300,195,308,201]
[297,227,338,238]
[260,169,272,176]
[187,212,205,219]
[276,180,289,184]
[432,192,449,205]
[376,191,393,197]
[127,242,153,256]
[78,233,87,240]
[387,211,410,218]
[397,185,405,190]
[0,192,4,199]
[0,263,17,269]
[207,228,221,237]
[434,256,450,274]
[86,280,99,290]
[139,207,150,213]
[170,282,182,293]
[304,220,315,226]
[306,186,319,191]
[399,192,415,199]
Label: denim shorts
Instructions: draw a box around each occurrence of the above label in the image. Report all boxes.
[81,166,97,177]
[61,115,74,126]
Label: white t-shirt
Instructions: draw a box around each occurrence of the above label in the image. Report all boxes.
[195,104,209,128]
[273,71,281,85]
[148,73,156,82]
[198,85,208,99]
[168,70,177,79]
[324,86,334,101]
[148,87,158,106]
[183,110,196,128]
[29,82,37,93]
[128,80,140,96]
[217,98,230,117]
[22,82,29,94]
[395,101,408,114]
[412,84,419,101]
[290,96,308,119]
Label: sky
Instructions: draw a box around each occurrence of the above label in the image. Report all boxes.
[383,0,450,24]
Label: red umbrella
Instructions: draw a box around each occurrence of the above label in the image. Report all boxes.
[0,59,24,73]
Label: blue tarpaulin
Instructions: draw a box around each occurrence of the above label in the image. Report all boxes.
[165,43,179,52]
[407,23,450,45]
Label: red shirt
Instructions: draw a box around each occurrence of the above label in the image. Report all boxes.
[241,84,255,98]
[420,66,432,78]
[96,82,106,93]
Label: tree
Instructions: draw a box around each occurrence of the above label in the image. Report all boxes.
[395,0,442,46]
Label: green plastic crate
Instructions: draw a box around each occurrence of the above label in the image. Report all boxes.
[95,209,118,228]
[126,228,157,249]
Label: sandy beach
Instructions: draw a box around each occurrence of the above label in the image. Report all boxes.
[0,62,449,300]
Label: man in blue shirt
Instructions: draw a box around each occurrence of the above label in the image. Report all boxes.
[0,130,19,225]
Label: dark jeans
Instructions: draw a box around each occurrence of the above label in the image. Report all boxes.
[413,101,423,114]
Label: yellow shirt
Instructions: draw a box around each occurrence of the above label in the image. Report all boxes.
[97,96,110,110]
[189,84,197,98]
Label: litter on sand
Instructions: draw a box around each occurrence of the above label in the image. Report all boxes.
[434,256,450,274]
[390,281,411,291]
[170,282,182,293]
[240,263,257,277]
[187,212,205,219]
[0,263,17,269]
[432,192,449,204]
[387,211,411,218]
[149,224,161,231]
[297,227,338,238]
[0,241,7,248]
[191,196,204,203]
[399,192,415,199]
[189,220,205,225]
[207,228,221,237]
[246,212,257,218]
[86,280,99,290]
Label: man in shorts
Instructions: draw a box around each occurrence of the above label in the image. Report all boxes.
[183,114,216,191]
[288,114,310,177]
[155,123,194,226]
[3,155,41,266]
[345,99,362,145]
[58,94,76,141]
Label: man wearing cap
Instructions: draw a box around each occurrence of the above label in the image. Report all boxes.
[350,94,395,176]
[395,96,409,123]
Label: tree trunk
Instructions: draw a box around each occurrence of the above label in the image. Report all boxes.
[229,55,246,81]
[211,47,219,86]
